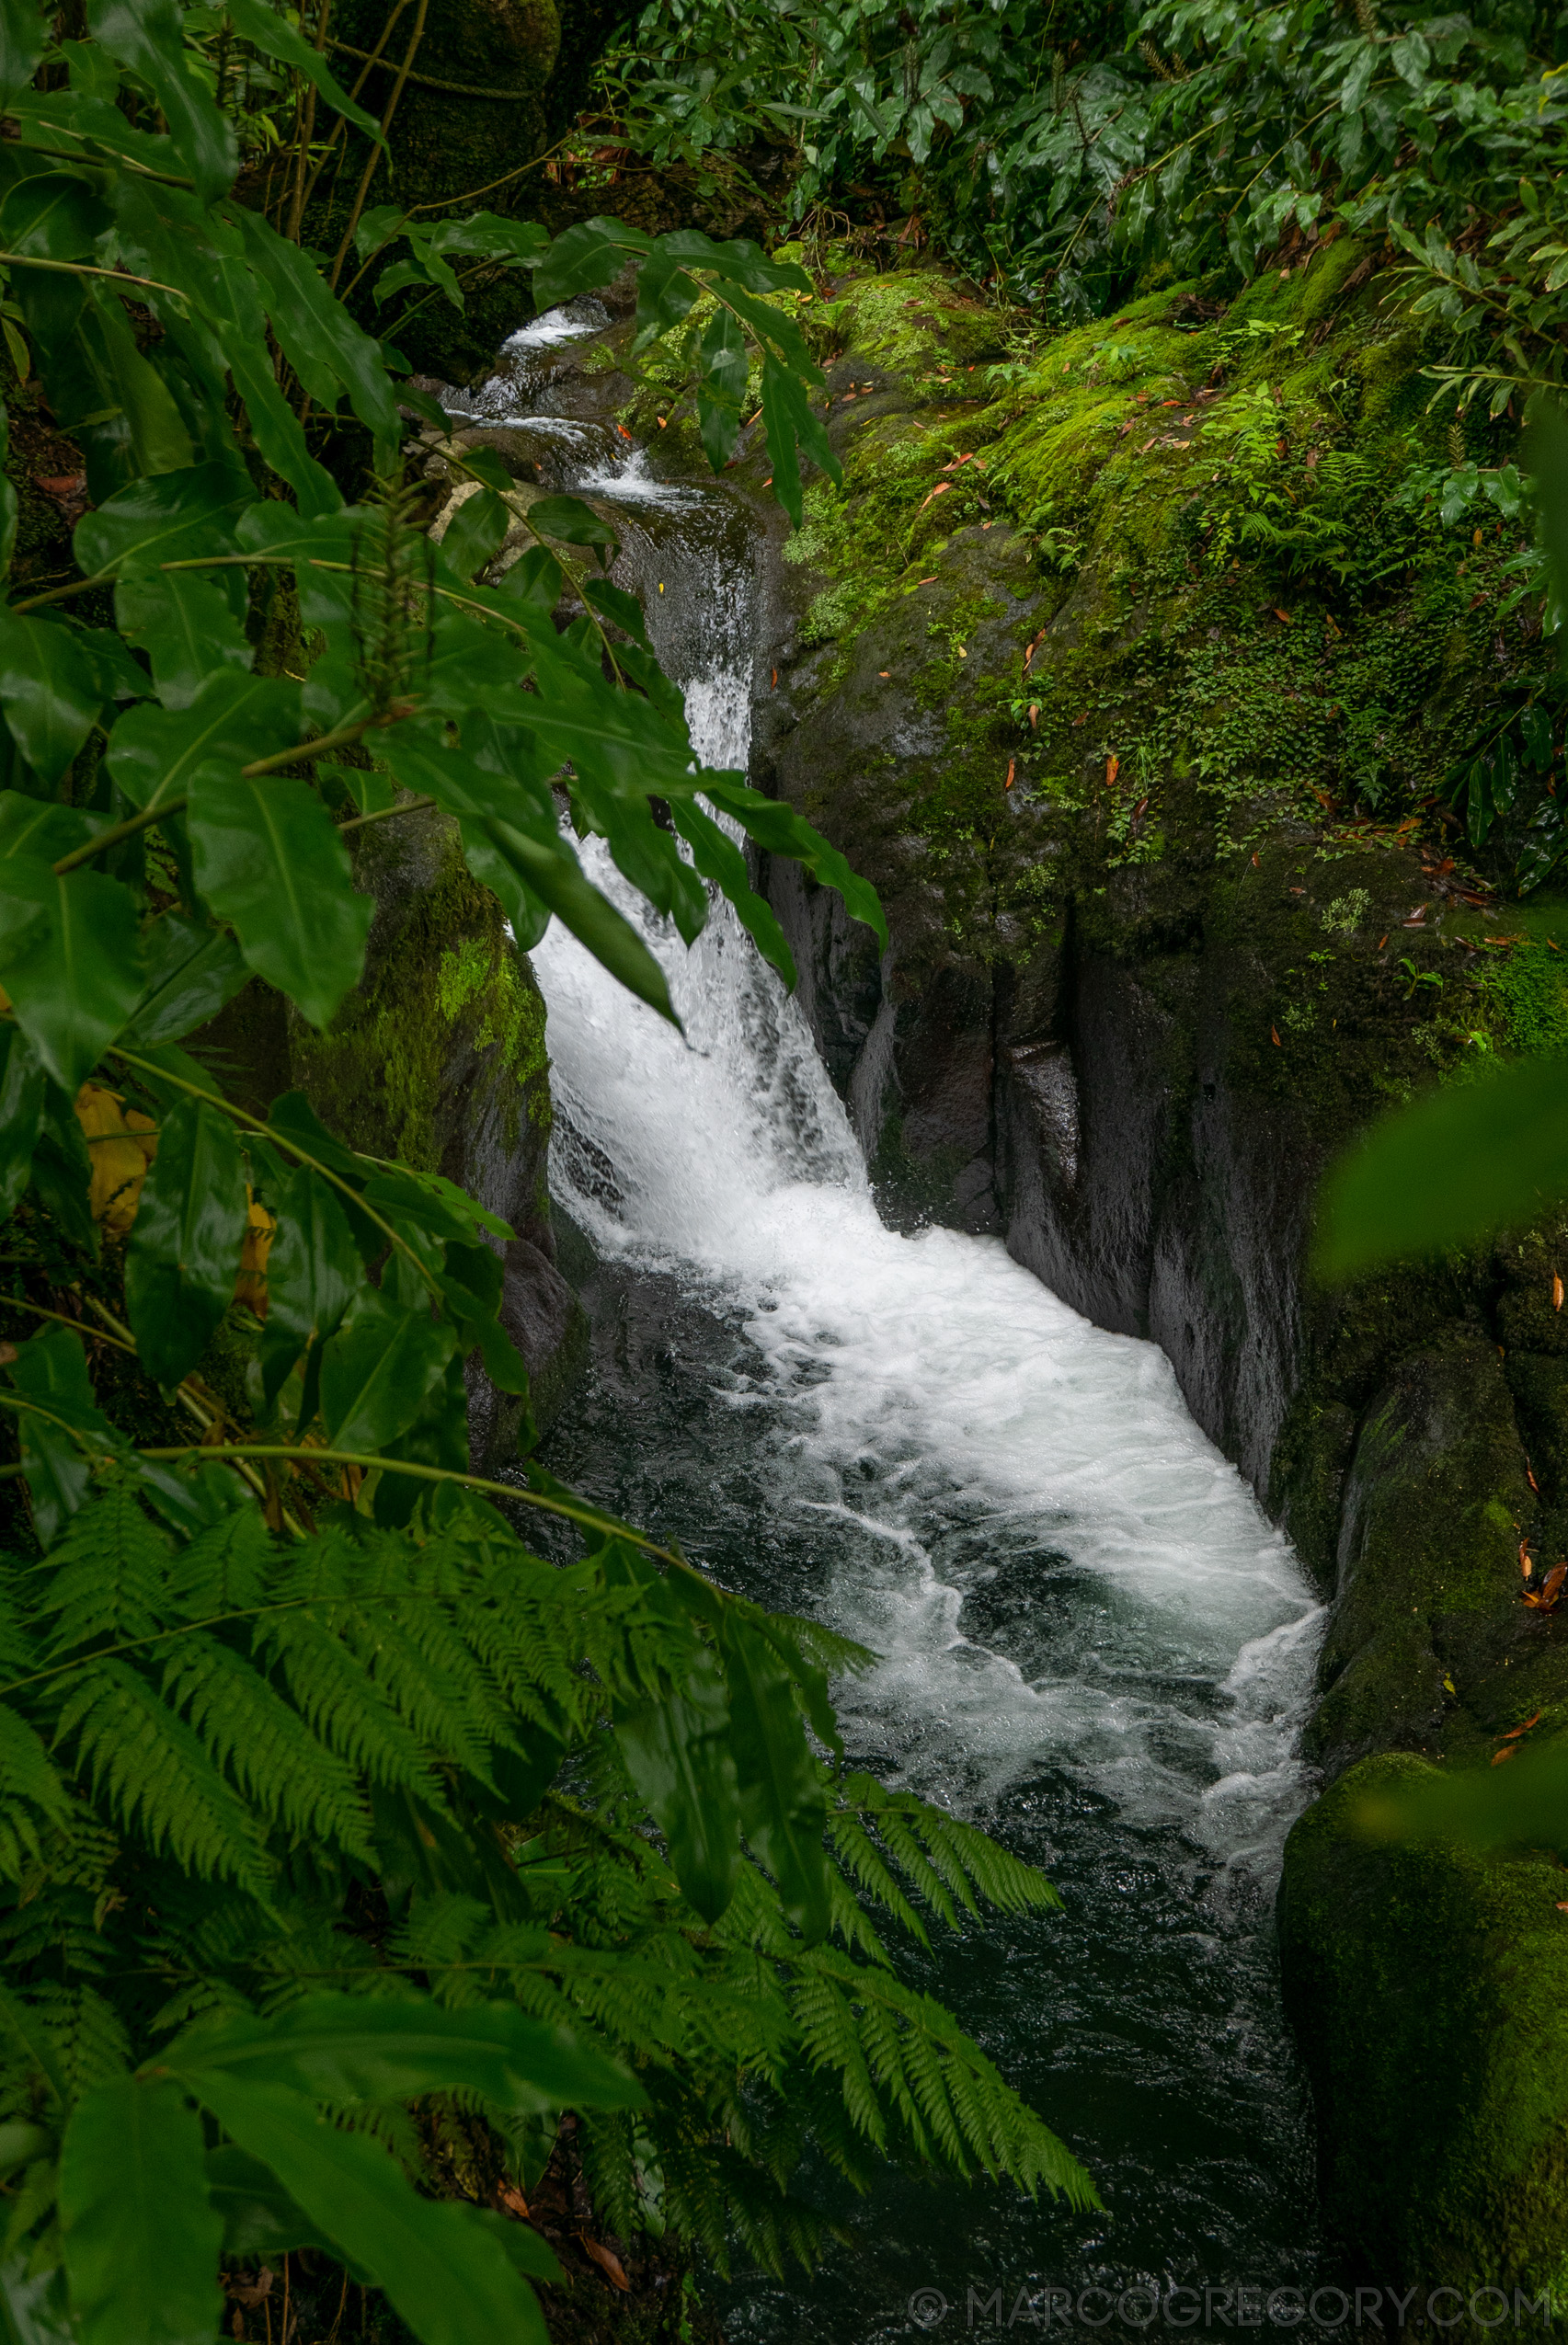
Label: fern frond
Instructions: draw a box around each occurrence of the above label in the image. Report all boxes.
[158,1633,374,1861]
[0,1703,72,1880]
[52,1659,269,1892]
[258,1611,445,1801]
[791,1971,886,2151]
[827,1808,928,1947]
[37,1479,170,1657]
[166,1507,274,1618]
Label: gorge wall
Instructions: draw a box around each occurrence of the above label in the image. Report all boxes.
[628,246,1568,2287]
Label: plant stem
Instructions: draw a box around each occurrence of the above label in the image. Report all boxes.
[329,0,429,291]
[135,1441,682,1558]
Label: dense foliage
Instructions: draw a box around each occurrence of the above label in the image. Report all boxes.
[0,4,1098,2340]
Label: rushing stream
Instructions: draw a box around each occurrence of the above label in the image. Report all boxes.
[453,311,1346,2336]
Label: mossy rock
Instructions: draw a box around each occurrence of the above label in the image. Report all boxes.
[1278,1752,1568,2293]
[288,802,586,1455]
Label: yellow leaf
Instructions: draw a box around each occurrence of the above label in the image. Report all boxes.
[74,1083,157,1235]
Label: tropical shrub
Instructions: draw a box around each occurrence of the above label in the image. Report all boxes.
[0,5,1096,2339]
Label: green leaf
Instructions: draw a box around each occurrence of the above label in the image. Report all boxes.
[167,1991,644,2111]
[178,2076,552,2345]
[205,2145,349,2264]
[758,360,840,528]
[59,2077,223,2345]
[86,0,237,203]
[107,671,301,817]
[5,1326,122,1549]
[231,205,402,446]
[694,308,749,472]
[259,1164,365,1411]
[616,1643,740,1923]
[0,858,143,1092]
[73,456,253,580]
[666,797,795,986]
[721,1614,832,1943]
[223,0,383,141]
[581,578,647,646]
[121,914,250,1049]
[527,495,619,568]
[699,773,887,949]
[1315,1057,1568,1277]
[0,609,108,788]
[0,0,47,103]
[441,487,510,584]
[319,1295,458,1452]
[0,173,113,259]
[188,772,372,1027]
[115,571,253,711]
[532,216,653,310]
[124,1095,246,1386]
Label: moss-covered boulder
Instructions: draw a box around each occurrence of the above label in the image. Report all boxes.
[1279,1756,1568,2293]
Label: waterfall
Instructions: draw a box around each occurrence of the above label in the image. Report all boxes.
[466,310,1338,2315]
[532,498,1324,1883]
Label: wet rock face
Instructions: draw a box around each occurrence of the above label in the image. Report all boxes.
[738,251,1568,2286]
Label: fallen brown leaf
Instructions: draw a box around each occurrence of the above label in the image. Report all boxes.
[497,2184,530,2220]
[1004,757,1016,790]
[1271,1026,1282,1047]
[579,2236,630,2292]
[1504,1711,1542,1739]
[1492,1744,1518,1765]
[1555,1273,1563,1310]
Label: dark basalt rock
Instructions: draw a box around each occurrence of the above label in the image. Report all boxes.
[736,254,1568,2287]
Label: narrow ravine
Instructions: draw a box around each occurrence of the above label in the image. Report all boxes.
[454,313,1346,2334]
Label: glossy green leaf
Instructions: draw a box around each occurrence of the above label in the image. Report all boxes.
[582,578,648,645]
[124,1095,246,1386]
[527,495,619,566]
[722,1613,831,1942]
[700,773,887,948]
[177,2076,551,2345]
[0,173,112,259]
[115,571,253,711]
[60,2077,222,2345]
[121,914,250,1048]
[223,0,383,141]
[74,457,253,579]
[437,1258,528,1398]
[0,0,47,103]
[616,1644,739,1922]
[759,358,840,528]
[1315,1057,1568,1277]
[259,1165,365,1411]
[87,0,237,202]
[107,670,301,816]
[232,205,402,445]
[531,215,653,309]
[188,772,372,1027]
[319,1295,458,1452]
[695,308,749,471]
[205,2145,349,2264]
[0,857,144,1092]
[5,1326,122,1549]
[667,797,795,985]
[441,486,510,584]
[166,1990,643,2111]
[1530,403,1568,669]
[0,608,107,788]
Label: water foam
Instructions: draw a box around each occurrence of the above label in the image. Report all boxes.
[532,515,1323,1882]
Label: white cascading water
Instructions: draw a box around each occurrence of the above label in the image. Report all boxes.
[531,485,1326,1880]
